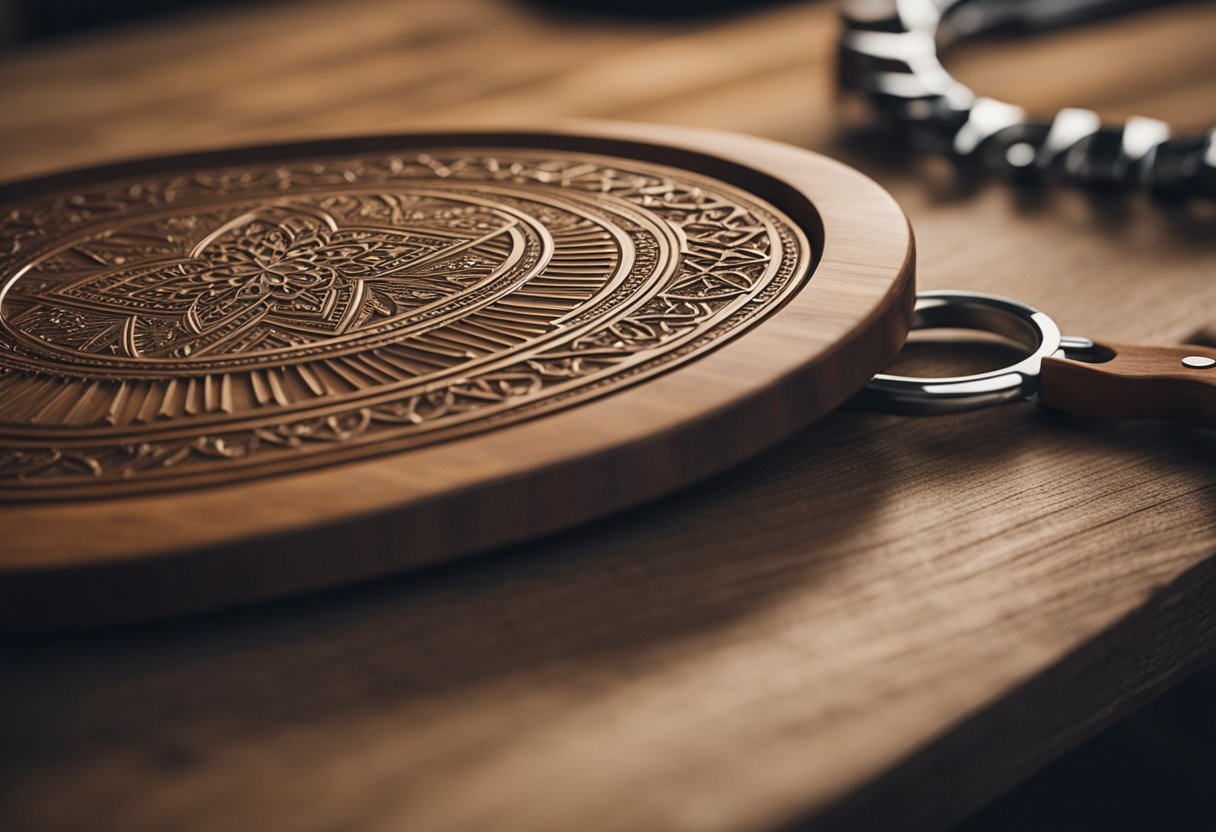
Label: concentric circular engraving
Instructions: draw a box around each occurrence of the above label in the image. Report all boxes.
[0,146,811,499]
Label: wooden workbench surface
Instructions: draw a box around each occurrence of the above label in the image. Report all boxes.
[1,1,1213,830]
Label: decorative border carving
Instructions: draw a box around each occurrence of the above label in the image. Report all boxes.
[0,148,812,498]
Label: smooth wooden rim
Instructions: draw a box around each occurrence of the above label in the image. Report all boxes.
[0,121,915,629]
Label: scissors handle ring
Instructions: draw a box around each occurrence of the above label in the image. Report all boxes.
[857,290,1064,415]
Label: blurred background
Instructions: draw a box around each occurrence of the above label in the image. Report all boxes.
[0,0,1213,828]
[2,0,1213,182]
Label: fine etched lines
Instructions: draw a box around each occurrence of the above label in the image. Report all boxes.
[5,197,531,369]
[0,147,811,498]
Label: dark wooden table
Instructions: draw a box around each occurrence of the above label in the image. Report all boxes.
[1,2,1214,830]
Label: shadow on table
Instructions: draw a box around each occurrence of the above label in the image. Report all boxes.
[796,550,1216,832]
[954,660,1216,831]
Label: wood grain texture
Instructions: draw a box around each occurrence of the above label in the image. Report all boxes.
[1042,342,1216,428]
[0,2,1214,831]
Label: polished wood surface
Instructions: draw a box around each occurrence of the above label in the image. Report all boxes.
[0,124,914,628]
[1,1,1214,831]
[1043,342,1216,428]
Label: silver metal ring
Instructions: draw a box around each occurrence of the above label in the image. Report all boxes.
[856,290,1062,415]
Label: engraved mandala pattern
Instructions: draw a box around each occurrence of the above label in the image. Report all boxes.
[12,199,532,363]
[0,146,812,499]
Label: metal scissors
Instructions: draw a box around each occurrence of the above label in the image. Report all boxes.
[857,291,1216,428]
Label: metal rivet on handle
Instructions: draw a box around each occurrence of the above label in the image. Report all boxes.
[1181,355,1216,369]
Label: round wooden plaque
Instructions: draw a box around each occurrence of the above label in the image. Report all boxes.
[0,123,913,629]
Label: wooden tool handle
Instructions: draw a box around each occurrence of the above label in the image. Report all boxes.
[1040,342,1216,428]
